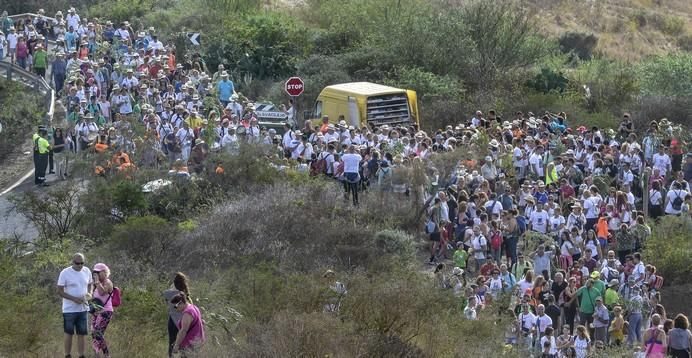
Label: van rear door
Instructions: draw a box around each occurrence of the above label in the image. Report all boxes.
[366,92,411,127]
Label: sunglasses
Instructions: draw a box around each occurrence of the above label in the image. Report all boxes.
[73,261,84,265]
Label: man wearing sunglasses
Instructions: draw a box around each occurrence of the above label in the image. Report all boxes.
[57,253,94,358]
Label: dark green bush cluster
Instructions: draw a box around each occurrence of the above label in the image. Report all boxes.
[642,216,692,283]
[0,79,45,162]
[558,32,599,60]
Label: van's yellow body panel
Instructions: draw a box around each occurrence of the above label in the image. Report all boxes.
[311,82,420,128]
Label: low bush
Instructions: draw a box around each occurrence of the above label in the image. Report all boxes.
[109,215,177,266]
[566,58,639,113]
[178,180,421,274]
[10,185,84,242]
[558,32,599,60]
[642,216,692,283]
[678,34,692,52]
[527,68,568,95]
[0,79,45,162]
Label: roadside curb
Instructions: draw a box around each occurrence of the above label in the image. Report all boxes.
[0,169,34,197]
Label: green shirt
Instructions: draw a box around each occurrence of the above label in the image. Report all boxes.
[604,287,620,309]
[33,133,50,154]
[576,286,602,314]
[453,249,468,268]
[593,279,606,297]
[33,50,47,69]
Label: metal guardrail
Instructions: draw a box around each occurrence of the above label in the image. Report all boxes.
[7,12,58,24]
[1,11,57,125]
[0,62,55,126]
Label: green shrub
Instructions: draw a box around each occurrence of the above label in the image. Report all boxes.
[110,215,177,266]
[373,229,416,261]
[558,32,599,60]
[678,34,692,52]
[660,16,686,36]
[637,52,692,99]
[642,216,692,283]
[566,59,639,112]
[527,67,569,93]
[385,66,465,102]
[203,12,310,81]
[0,79,45,162]
[10,185,84,242]
[111,180,148,218]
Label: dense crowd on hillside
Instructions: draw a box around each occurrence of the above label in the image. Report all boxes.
[2,6,692,358]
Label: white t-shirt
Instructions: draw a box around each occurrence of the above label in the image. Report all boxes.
[472,234,487,259]
[529,210,549,234]
[57,266,93,313]
[518,278,533,294]
[485,200,503,216]
[529,153,544,177]
[665,189,688,214]
[7,33,18,48]
[513,147,524,167]
[540,335,558,355]
[652,153,671,177]
[533,251,553,276]
[341,153,362,173]
[561,241,575,256]
[548,215,565,234]
[519,312,536,332]
[584,196,602,219]
[535,314,553,335]
[318,151,336,174]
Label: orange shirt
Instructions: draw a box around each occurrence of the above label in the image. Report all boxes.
[596,217,609,238]
[319,123,330,134]
[167,54,176,72]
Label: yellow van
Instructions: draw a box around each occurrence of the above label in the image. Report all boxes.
[309,82,419,129]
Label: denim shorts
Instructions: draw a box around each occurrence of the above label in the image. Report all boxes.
[63,311,88,335]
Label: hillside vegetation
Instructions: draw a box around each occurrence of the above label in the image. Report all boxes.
[0,0,691,357]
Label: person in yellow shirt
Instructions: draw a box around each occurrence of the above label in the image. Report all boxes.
[33,126,52,186]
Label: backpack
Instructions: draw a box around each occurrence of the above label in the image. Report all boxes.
[572,167,584,185]
[672,191,684,211]
[516,215,527,235]
[111,286,122,307]
[334,161,345,178]
[490,231,502,250]
[652,275,664,290]
[310,153,331,177]
[606,267,619,282]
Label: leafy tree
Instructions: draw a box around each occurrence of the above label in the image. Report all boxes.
[638,53,692,99]
[460,0,549,90]
[9,186,83,242]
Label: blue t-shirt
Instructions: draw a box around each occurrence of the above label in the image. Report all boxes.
[534,191,549,205]
[64,31,77,51]
[217,80,235,102]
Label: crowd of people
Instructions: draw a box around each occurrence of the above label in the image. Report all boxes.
[6,5,688,358]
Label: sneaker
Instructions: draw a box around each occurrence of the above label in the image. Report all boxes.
[49,171,55,174]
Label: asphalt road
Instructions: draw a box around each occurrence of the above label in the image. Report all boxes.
[0,174,61,241]
[0,41,58,242]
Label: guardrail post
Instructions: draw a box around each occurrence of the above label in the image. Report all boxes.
[7,65,12,81]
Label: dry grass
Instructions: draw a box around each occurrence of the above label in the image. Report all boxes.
[525,0,692,60]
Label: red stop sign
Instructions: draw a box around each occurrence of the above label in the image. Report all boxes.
[285,77,305,97]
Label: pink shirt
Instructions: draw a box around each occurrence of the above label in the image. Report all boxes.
[93,279,113,312]
[178,304,205,349]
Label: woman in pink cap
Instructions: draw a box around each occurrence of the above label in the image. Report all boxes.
[90,263,114,357]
